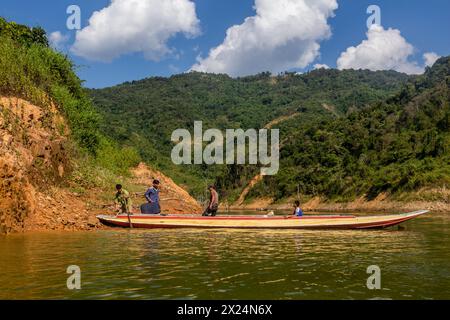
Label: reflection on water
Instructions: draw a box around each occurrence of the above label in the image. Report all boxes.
[1,212,449,299]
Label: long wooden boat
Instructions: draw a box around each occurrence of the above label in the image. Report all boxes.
[97,210,428,230]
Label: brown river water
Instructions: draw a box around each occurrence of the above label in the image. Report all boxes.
[1,211,449,299]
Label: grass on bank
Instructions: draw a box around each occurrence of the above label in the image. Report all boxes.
[0,19,140,191]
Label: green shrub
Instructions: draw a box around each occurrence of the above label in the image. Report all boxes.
[0,17,141,187]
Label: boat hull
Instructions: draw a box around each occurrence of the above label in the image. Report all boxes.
[97,210,428,230]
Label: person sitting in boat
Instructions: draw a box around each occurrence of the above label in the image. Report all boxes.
[114,184,132,214]
[140,179,161,214]
[202,185,219,216]
[293,200,304,217]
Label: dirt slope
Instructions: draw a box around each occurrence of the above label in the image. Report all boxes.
[131,163,202,214]
[0,96,71,233]
[0,96,200,234]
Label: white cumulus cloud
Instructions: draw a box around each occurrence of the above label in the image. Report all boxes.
[314,63,330,70]
[49,31,69,50]
[191,0,338,76]
[71,0,200,62]
[423,52,441,67]
[337,25,428,75]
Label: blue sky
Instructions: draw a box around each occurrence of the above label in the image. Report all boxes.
[1,0,449,88]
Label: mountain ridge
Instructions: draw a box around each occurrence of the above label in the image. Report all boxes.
[90,67,411,198]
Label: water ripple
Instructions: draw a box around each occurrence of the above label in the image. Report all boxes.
[1,214,450,299]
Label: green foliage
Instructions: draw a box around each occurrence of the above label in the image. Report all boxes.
[0,17,48,47]
[90,68,409,197]
[0,17,141,185]
[95,137,141,175]
[51,85,101,154]
[0,35,102,154]
[249,57,450,201]
[91,56,449,201]
[0,37,45,103]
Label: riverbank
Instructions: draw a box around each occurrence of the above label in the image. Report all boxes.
[0,95,201,234]
[229,189,450,213]
[27,163,201,233]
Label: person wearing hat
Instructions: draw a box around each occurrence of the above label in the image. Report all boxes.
[202,185,219,216]
[140,179,161,214]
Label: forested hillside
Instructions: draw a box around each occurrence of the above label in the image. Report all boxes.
[81,16,449,205]
[1,16,448,213]
[90,68,410,198]
[246,56,450,203]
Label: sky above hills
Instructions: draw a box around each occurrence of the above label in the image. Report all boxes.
[1,0,449,88]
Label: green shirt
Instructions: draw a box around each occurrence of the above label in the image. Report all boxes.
[115,189,132,208]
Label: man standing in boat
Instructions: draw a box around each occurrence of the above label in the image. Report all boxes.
[141,179,161,214]
[114,184,132,214]
[202,185,219,216]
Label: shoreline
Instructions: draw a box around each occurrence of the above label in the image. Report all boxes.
[225,196,450,214]
[6,202,447,235]
[4,183,449,234]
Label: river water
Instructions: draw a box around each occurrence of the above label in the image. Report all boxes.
[1,211,449,300]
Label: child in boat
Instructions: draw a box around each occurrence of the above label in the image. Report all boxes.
[114,184,132,214]
[293,200,304,217]
[140,179,161,214]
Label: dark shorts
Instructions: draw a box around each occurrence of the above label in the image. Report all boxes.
[202,203,218,216]
[140,202,161,214]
